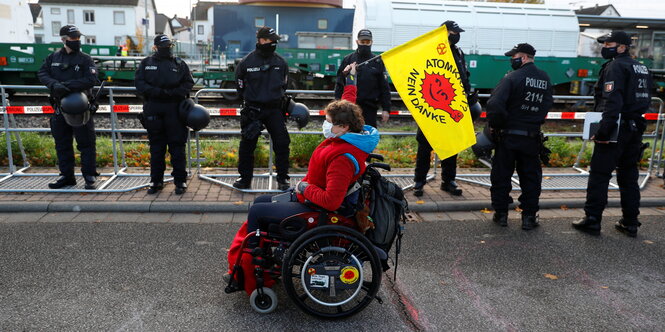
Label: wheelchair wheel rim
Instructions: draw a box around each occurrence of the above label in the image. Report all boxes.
[282,225,382,318]
[299,246,364,307]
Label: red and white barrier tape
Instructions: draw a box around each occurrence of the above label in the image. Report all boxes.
[1,106,662,121]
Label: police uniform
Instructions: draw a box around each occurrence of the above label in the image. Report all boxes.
[414,21,477,196]
[486,43,553,229]
[573,31,653,237]
[37,25,99,189]
[233,26,291,190]
[135,35,194,195]
[334,29,391,128]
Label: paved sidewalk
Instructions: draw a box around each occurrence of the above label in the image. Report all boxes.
[0,167,663,213]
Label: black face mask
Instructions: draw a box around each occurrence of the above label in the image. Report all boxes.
[256,42,277,56]
[510,57,523,70]
[449,34,460,46]
[65,40,81,52]
[156,47,173,58]
[601,46,618,59]
[357,44,372,58]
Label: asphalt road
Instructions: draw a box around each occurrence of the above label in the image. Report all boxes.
[1,214,663,331]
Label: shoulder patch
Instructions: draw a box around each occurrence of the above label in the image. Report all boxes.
[604,81,614,93]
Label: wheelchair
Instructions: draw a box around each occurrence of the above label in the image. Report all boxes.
[224,154,393,318]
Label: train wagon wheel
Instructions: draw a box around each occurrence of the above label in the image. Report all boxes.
[220,80,239,101]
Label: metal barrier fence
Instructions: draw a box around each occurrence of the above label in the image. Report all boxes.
[1,84,664,193]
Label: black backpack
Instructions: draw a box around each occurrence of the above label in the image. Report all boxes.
[357,165,407,274]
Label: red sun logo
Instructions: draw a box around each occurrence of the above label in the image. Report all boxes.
[420,72,463,122]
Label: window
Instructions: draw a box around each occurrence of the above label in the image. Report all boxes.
[114,36,124,46]
[254,17,265,28]
[198,25,204,35]
[113,11,125,25]
[84,10,95,24]
[52,21,61,36]
[51,8,60,15]
[35,35,44,44]
[317,19,328,30]
[85,36,96,45]
[67,9,74,24]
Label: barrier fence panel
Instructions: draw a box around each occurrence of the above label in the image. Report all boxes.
[0,85,172,193]
[0,85,663,193]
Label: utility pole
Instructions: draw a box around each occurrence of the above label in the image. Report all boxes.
[144,0,149,55]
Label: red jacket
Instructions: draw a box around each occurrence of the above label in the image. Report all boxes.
[297,138,367,211]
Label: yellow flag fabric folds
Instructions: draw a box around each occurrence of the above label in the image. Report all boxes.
[382,25,476,160]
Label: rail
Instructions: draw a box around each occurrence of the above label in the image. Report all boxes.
[1,84,664,192]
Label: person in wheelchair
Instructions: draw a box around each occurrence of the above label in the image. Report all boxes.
[225,63,379,285]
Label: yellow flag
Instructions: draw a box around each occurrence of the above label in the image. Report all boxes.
[382,25,476,160]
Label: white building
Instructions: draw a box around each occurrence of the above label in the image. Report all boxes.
[190,1,220,45]
[575,4,618,57]
[37,0,156,51]
[0,0,35,43]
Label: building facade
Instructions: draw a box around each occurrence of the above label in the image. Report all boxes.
[37,0,156,51]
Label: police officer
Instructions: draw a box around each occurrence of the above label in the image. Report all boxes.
[486,43,553,230]
[135,34,194,195]
[38,25,100,189]
[572,31,653,237]
[335,29,391,128]
[413,20,479,197]
[233,26,291,191]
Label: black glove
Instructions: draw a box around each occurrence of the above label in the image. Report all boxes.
[52,82,71,98]
[166,87,188,99]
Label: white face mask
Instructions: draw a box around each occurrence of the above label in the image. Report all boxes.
[322,120,337,139]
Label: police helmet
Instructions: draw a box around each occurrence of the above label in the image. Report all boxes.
[469,101,482,121]
[178,98,210,131]
[286,99,310,129]
[60,92,91,127]
[471,125,495,160]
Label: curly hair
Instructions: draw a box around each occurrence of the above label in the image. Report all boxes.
[324,100,365,133]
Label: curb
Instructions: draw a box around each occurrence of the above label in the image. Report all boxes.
[0,198,663,213]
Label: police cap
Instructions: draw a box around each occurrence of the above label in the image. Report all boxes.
[441,20,465,33]
[59,25,82,38]
[357,29,373,41]
[505,43,536,57]
[597,31,631,46]
[154,34,173,47]
[256,26,280,41]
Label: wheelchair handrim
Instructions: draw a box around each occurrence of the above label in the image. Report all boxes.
[299,246,364,307]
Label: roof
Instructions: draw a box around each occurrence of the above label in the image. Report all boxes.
[155,13,171,34]
[29,3,42,23]
[575,4,618,16]
[577,15,665,30]
[191,1,232,21]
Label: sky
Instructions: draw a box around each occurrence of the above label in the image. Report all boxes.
[148,0,665,20]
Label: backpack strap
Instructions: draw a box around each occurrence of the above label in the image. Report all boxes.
[341,153,360,176]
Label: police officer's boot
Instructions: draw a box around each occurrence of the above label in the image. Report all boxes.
[174,182,187,195]
[521,214,540,231]
[572,215,601,236]
[413,181,425,197]
[276,177,290,191]
[233,177,251,189]
[147,182,164,195]
[83,175,96,190]
[493,212,508,227]
[615,218,641,238]
[441,180,463,196]
[48,175,76,189]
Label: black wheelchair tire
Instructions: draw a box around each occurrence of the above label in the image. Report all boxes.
[281,225,382,319]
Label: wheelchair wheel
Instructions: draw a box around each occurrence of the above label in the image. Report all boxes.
[249,287,278,314]
[282,225,382,318]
